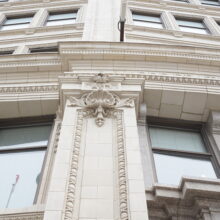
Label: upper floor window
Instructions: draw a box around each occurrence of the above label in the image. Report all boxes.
[0,50,13,55]
[46,11,77,26]
[149,125,218,185]
[171,0,188,2]
[0,121,52,209]
[0,15,33,31]
[132,12,164,29]
[175,18,209,34]
[29,46,58,53]
[201,0,220,6]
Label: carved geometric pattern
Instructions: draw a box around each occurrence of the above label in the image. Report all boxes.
[63,73,220,87]
[0,85,58,94]
[0,212,44,220]
[53,122,61,153]
[63,110,130,220]
[63,110,84,220]
[115,110,129,220]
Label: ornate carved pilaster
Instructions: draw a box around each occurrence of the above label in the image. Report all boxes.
[61,74,134,220]
[68,74,134,127]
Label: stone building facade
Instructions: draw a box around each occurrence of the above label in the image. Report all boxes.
[0,0,220,219]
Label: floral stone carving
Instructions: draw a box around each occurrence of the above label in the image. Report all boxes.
[69,90,134,127]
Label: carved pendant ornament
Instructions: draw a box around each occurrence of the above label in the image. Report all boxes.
[69,90,134,127]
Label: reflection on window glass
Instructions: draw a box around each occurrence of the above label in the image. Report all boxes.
[132,12,164,29]
[0,125,51,150]
[149,125,218,185]
[154,153,217,185]
[171,0,188,2]
[1,16,32,31]
[0,151,45,209]
[46,11,77,26]
[176,18,208,34]
[201,0,220,6]
[0,124,51,209]
[149,127,207,153]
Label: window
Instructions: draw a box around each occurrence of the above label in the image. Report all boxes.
[1,15,33,31]
[30,46,58,53]
[149,124,218,185]
[46,11,77,26]
[0,121,52,209]
[0,50,13,55]
[201,0,220,6]
[171,0,188,2]
[175,17,209,34]
[132,12,164,29]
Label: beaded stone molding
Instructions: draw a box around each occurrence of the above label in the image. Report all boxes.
[63,110,130,220]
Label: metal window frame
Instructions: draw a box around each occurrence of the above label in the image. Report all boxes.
[201,0,220,6]
[29,46,58,53]
[46,10,78,26]
[0,50,14,55]
[147,117,220,183]
[1,15,33,30]
[175,17,208,33]
[132,11,164,28]
[171,0,188,2]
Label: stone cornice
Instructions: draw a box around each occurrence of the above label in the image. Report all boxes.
[147,177,220,201]
[59,41,220,64]
[0,212,44,220]
[0,0,87,12]
[0,24,83,46]
[0,54,61,72]
[0,205,44,220]
[60,72,220,89]
[126,26,220,50]
[128,0,220,16]
[0,84,59,94]
[146,177,220,219]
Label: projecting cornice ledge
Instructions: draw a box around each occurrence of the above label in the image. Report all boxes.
[146,177,220,220]
[0,205,44,220]
[59,41,220,65]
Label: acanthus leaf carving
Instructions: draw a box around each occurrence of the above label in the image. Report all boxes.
[69,90,134,127]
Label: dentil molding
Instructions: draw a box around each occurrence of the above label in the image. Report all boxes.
[0,212,44,220]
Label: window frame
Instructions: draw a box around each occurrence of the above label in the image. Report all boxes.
[201,0,220,6]
[0,15,33,31]
[45,10,78,27]
[175,17,209,34]
[132,11,164,29]
[170,0,188,2]
[0,115,55,207]
[29,46,58,53]
[147,117,220,185]
[0,50,14,55]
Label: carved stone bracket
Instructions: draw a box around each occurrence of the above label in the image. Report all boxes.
[68,84,134,127]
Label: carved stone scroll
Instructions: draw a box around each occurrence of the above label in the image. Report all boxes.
[69,90,133,127]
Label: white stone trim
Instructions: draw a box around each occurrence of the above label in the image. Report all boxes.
[30,8,48,28]
[147,177,220,220]
[204,16,220,36]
